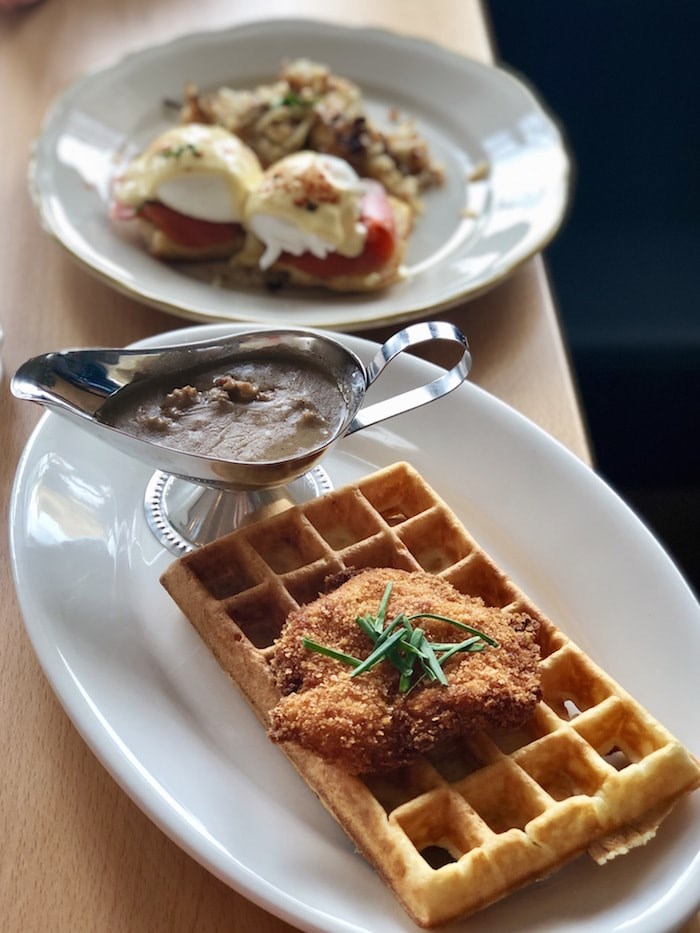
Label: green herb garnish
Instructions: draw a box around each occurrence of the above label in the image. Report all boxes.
[273,91,317,109]
[159,143,202,160]
[302,582,499,693]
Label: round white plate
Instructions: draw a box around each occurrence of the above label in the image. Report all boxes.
[10,324,700,933]
[30,18,570,331]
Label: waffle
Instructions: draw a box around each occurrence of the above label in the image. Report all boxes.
[160,461,700,928]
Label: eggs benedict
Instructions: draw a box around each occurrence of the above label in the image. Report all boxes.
[236,150,412,291]
[112,123,263,260]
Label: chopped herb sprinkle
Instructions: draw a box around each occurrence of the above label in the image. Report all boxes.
[159,143,202,159]
[274,91,316,109]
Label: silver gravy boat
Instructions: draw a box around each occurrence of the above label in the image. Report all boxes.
[12,321,471,552]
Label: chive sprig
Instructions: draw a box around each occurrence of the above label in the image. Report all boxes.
[302,582,499,694]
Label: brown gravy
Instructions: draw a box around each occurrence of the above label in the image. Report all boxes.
[98,354,346,462]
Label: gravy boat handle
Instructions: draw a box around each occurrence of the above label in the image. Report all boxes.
[346,321,471,435]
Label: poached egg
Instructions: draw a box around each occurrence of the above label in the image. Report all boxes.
[114,123,263,223]
[243,151,369,269]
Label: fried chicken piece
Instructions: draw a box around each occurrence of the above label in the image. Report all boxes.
[268,568,541,774]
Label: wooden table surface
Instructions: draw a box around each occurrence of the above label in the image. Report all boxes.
[1,1,696,931]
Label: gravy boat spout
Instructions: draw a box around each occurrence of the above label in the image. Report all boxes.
[11,322,471,491]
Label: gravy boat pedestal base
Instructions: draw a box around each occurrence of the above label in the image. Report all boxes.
[144,466,333,555]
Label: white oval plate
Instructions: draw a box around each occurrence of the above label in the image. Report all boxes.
[10,324,700,933]
[30,19,570,331]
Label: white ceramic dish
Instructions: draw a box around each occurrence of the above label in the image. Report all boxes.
[10,324,700,933]
[30,18,570,331]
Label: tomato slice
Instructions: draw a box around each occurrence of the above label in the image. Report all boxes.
[279,181,397,278]
[137,201,242,249]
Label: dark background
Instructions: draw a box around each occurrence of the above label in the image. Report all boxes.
[487,1,699,593]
